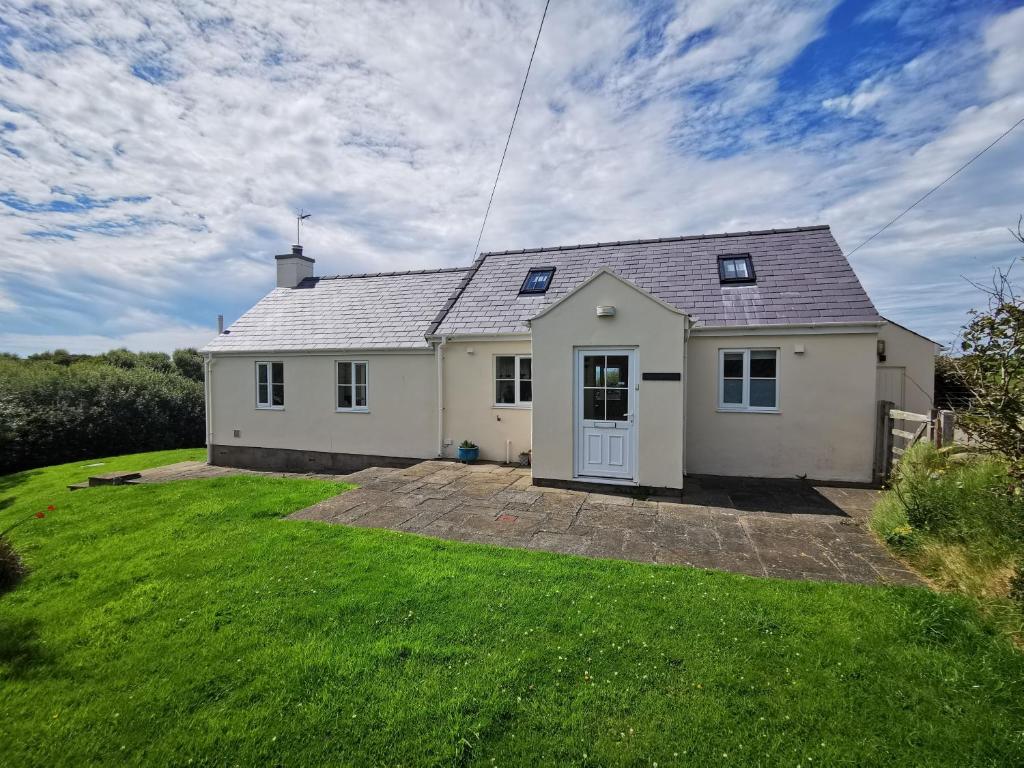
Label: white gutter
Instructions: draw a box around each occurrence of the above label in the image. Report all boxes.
[203,353,215,465]
[435,336,448,457]
[690,321,884,336]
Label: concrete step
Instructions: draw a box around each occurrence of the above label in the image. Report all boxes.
[87,471,142,487]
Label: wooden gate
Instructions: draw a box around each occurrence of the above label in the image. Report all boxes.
[873,401,955,483]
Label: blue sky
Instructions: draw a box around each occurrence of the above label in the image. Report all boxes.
[0,0,1022,353]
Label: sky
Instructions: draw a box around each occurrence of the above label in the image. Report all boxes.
[0,0,1022,355]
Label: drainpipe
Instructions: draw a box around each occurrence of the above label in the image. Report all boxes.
[436,336,448,457]
[681,321,690,490]
[204,353,215,465]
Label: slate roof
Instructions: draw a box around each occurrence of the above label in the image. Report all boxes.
[206,225,881,353]
[434,225,880,335]
[203,268,470,352]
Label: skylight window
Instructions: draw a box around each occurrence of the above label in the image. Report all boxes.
[520,267,555,294]
[718,255,755,284]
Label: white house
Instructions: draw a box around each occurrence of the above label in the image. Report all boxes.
[202,225,937,491]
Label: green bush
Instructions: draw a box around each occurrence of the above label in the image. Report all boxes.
[887,443,1024,546]
[0,352,205,474]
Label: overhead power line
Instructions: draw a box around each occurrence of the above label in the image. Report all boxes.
[846,114,1024,257]
[471,0,552,258]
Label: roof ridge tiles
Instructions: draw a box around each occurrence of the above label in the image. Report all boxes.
[479,225,831,256]
[310,266,473,282]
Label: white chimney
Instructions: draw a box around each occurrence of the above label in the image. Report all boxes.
[275,244,314,288]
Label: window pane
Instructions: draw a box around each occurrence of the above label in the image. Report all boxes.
[733,259,750,278]
[722,379,743,404]
[257,364,268,384]
[271,362,284,385]
[496,356,515,380]
[750,350,776,378]
[523,269,552,292]
[355,362,367,386]
[258,383,268,404]
[496,380,515,404]
[355,385,367,408]
[722,259,737,278]
[338,385,352,409]
[606,355,628,387]
[723,352,743,378]
[583,356,604,387]
[518,357,531,381]
[750,379,776,408]
[519,380,532,403]
[605,389,628,420]
[583,388,604,420]
[272,383,284,407]
[338,362,352,385]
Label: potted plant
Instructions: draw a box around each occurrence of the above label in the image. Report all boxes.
[457,440,479,463]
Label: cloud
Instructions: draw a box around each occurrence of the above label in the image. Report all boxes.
[0,0,1020,354]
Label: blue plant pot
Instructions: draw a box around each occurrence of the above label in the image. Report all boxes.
[457,446,479,463]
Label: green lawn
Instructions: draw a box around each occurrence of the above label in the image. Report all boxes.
[1,450,1022,766]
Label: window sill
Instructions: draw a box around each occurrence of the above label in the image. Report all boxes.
[716,407,780,414]
[256,406,285,411]
[493,403,532,410]
[336,408,370,414]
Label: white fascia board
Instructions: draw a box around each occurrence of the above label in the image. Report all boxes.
[425,332,532,343]
[690,321,884,337]
[205,347,436,357]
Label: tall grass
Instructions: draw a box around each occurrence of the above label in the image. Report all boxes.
[872,442,1024,635]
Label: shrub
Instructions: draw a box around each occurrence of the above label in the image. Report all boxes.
[888,443,1024,545]
[0,355,205,474]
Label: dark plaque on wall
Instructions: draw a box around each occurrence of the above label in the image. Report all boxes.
[642,372,681,381]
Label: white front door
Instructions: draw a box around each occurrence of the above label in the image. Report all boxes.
[575,349,637,481]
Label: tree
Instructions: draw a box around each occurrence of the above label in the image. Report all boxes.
[954,218,1024,481]
[172,348,205,382]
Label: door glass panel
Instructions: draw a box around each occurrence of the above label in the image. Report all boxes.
[750,350,776,378]
[749,379,776,408]
[605,389,628,420]
[583,356,604,387]
[605,355,628,387]
[722,379,743,404]
[723,352,743,378]
[583,388,604,420]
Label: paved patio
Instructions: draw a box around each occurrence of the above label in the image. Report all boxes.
[136,459,920,586]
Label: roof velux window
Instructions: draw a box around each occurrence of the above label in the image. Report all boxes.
[718,254,755,284]
[520,267,555,294]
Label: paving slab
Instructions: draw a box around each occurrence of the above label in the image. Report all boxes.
[133,460,922,586]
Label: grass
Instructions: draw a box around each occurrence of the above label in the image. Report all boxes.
[872,442,1024,637]
[1,450,1023,766]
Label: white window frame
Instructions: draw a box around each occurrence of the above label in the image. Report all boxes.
[335,360,369,413]
[255,361,285,410]
[493,354,532,408]
[718,348,779,412]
